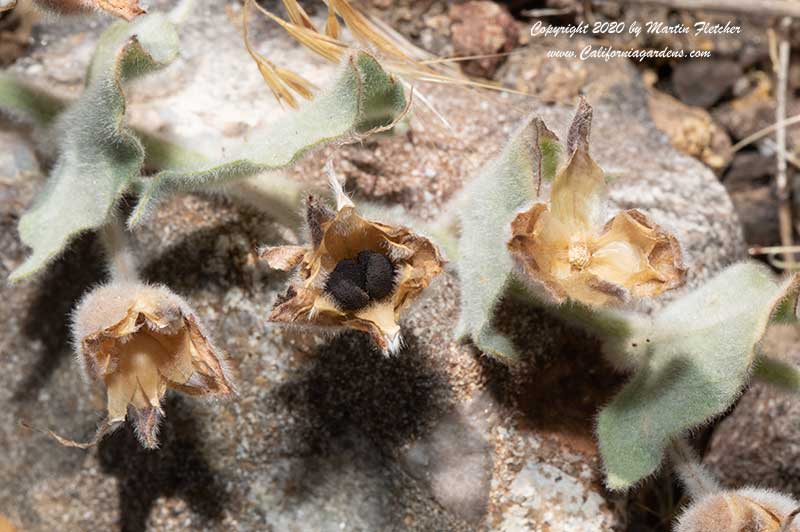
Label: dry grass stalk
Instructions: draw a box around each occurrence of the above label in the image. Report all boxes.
[773,17,794,267]
[243,0,319,109]
[243,0,532,112]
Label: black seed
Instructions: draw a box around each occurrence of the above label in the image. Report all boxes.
[326,278,370,311]
[358,250,395,300]
[325,258,369,311]
[328,258,365,287]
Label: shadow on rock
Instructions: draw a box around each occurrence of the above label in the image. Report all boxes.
[14,232,105,403]
[485,295,625,439]
[267,331,448,502]
[98,396,228,532]
[142,216,284,294]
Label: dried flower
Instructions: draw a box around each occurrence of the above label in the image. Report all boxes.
[261,178,444,353]
[72,282,234,448]
[35,0,145,21]
[676,488,800,532]
[507,98,685,307]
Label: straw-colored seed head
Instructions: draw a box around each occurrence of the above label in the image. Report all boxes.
[676,488,800,532]
[261,190,444,354]
[508,98,685,307]
[72,282,234,447]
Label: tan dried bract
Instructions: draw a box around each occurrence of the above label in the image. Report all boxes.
[677,488,800,532]
[35,0,145,20]
[261,187,444,353]
[508,97,685,307]
[72,282,234,448]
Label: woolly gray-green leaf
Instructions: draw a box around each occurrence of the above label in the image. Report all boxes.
[753,355,800,392]
[597,262,800,490]
[127,52,406,228]
[0,74,67,129]
[455,115,560,360]
[9,14,179,282]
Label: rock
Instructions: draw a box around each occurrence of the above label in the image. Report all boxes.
[368,0,454,59]
[0,1,747,531]
[0,3,34,67]
[712,72,774,143]
[449,1,519,79]
[498,36,638,104]
[584,5,769,68]
[647,86,732,172]
[705,326,800,497]
[723,152,780,247]
[671,60,743,108]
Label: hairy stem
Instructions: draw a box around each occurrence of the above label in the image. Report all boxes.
[100,215,139,283]
[224,174,307,229]
[668,437,720,500]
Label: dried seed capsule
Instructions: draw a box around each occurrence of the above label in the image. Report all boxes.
[358,250,395,301]
[506,98,685,307]
[72,281,235,448]
[677,488,800,532]
[261,182,445,354]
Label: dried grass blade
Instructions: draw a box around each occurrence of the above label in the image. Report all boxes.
[281,0,317,30]
[325,6,341,39]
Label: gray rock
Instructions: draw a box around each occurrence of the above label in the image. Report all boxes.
[0,1,746,531]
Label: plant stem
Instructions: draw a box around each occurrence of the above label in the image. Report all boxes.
[100,215,139,283]
[668,437,720,501]
[224,174,306,229]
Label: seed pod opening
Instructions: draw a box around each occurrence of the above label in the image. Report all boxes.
[676,488,800,532]
[72,282,234,448]
[261,187,443,354]
[507,98,686,307]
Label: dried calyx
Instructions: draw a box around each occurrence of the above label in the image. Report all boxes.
[508,97,686,307]
[261,177,444,353]
[72,282,234,448]
[677,488,800,532]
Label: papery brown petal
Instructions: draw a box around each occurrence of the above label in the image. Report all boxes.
[260,245,307,271]
[598,209,686,297]
[675,489,800,532]
[181,315,235,396]
[550,143,606,232]
[268,286,321,324]
[508,203,568,304]
[579,272,628,306]
[566,96,592,155]
[95,0,145,20]
[105,370,137,422]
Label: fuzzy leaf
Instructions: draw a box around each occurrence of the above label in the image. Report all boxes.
[0,74,67,129]
[455,115,560,360]
[127,52,406,228]
[753,356,800,392]
[597,262,800,490]
[8,14,179,282]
